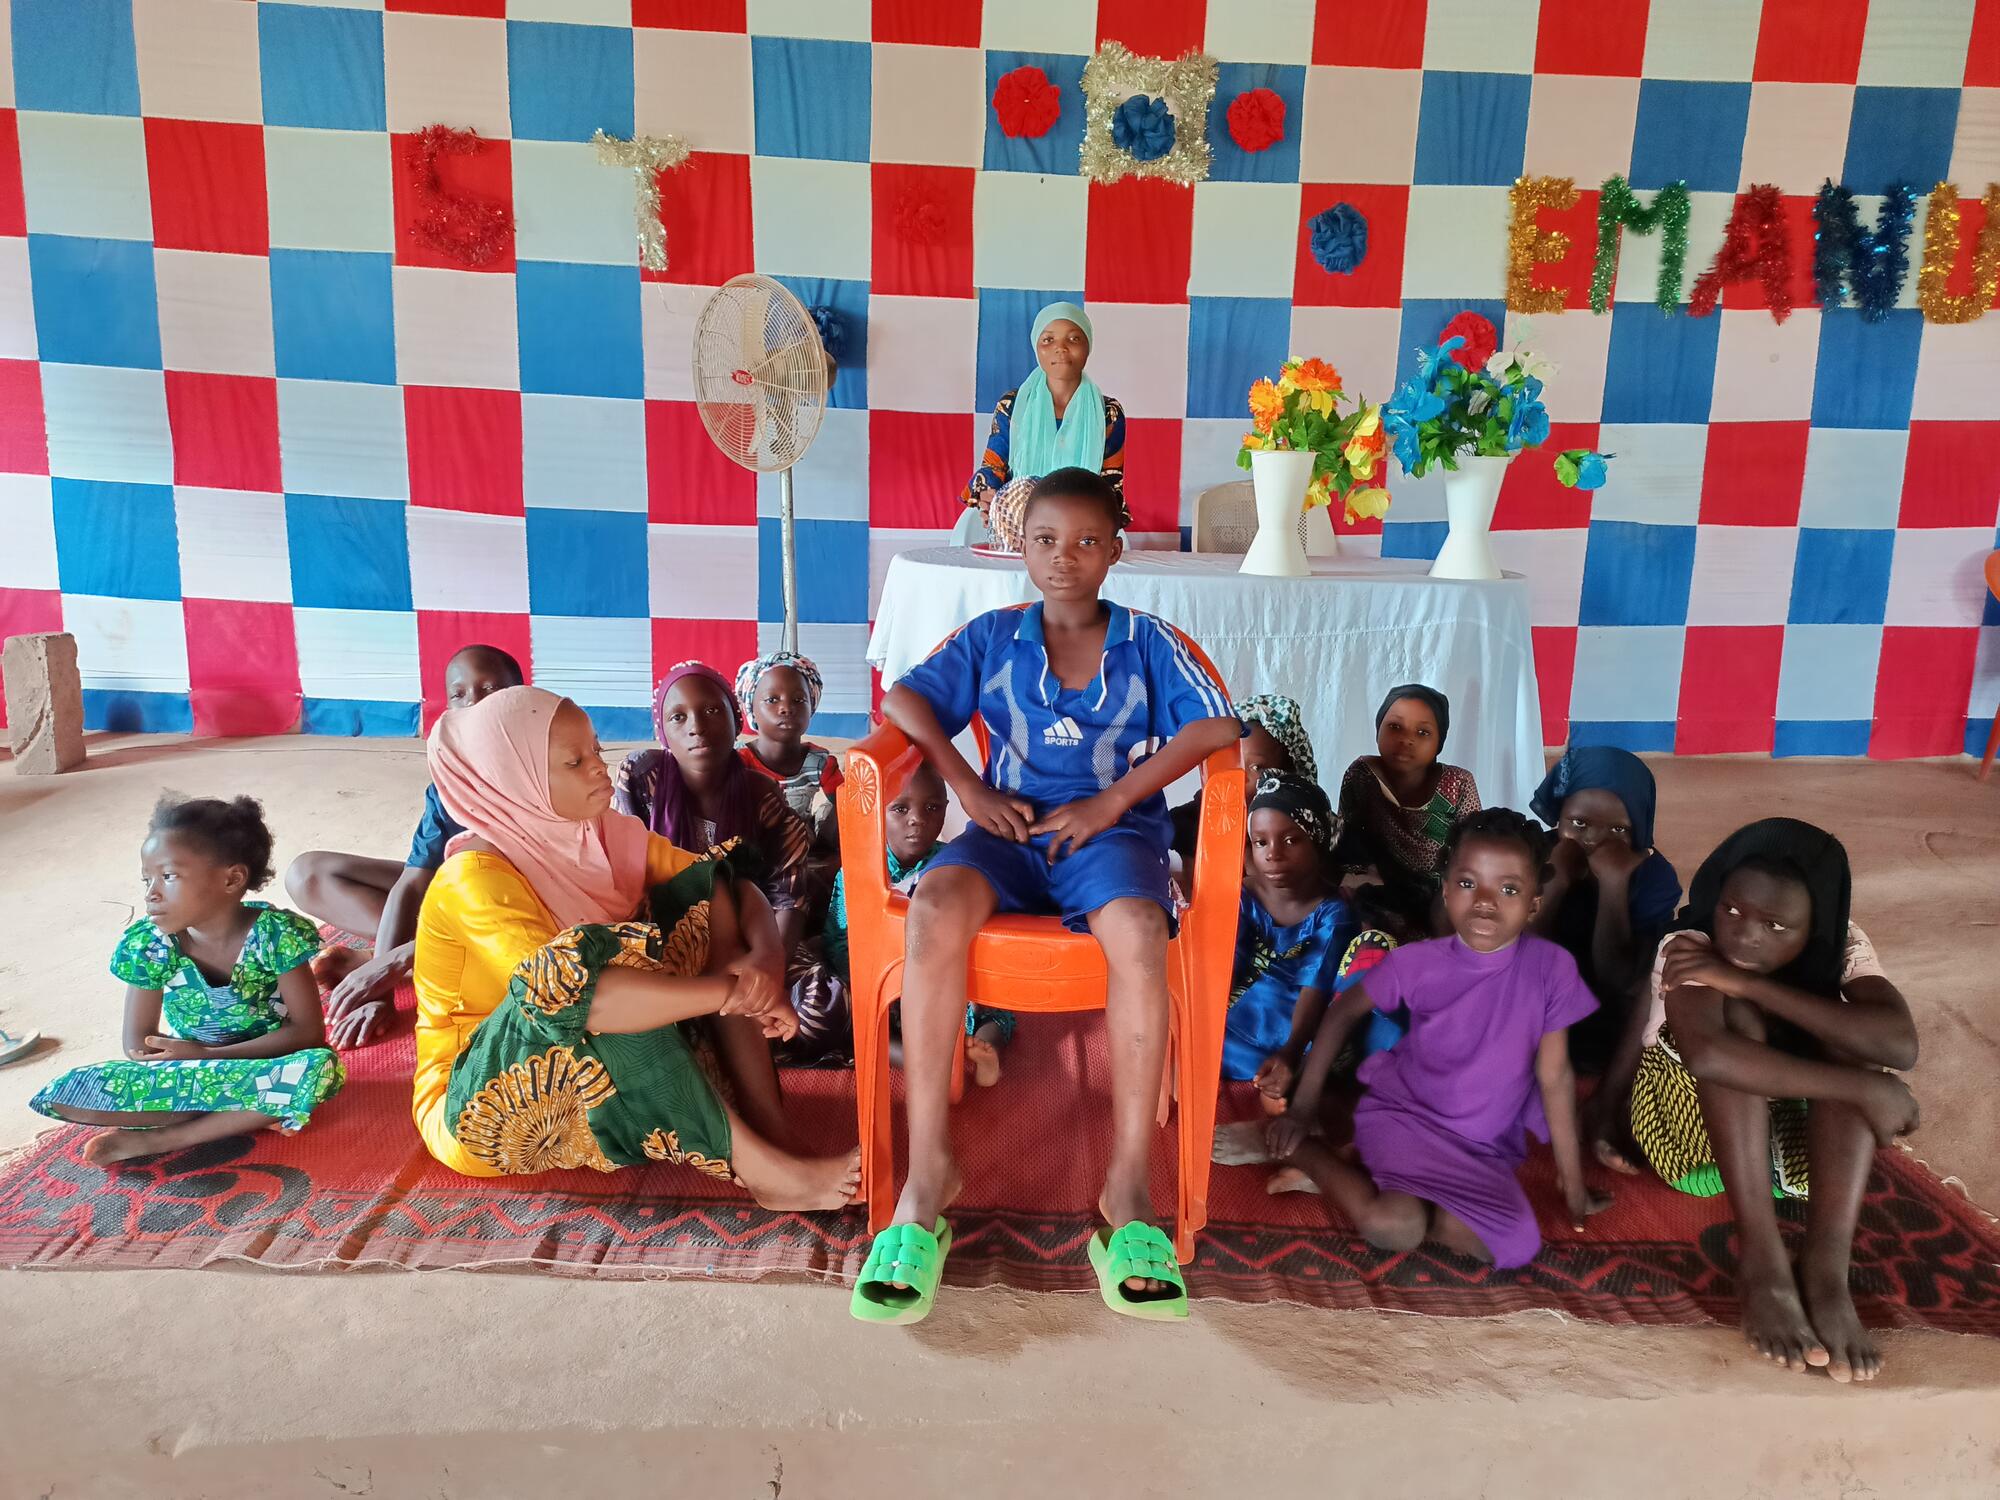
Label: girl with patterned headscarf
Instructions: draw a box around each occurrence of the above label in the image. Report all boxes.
[1170,692,1321,868]
[734,650,844,863]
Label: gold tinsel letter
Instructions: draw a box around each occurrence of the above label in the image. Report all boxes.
[1507,175,1578,313]
[1916,181,2000,324]
[592,129,693,273]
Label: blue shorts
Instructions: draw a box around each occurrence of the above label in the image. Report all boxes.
[925,823,1177,937]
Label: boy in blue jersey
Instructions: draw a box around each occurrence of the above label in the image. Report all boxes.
[850,468,1241,1324]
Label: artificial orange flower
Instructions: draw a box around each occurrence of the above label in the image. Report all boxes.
[1288,357,1341,394]
[1247,377,1285,433]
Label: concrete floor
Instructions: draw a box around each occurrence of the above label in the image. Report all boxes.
[3,735,1999,1499]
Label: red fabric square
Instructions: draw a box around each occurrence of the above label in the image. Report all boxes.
[1916,191,1999,318]
[182,597,301,738]
[1330,496,1385,538]
[1096,0,1206,56]
[868,410,975,529]
[649,152,753,287]
[404,386,524,514]
[391,129,515,274]
[1698,421,1809,526]
[1871,626,1980,758]
[1313,1,1426,67]
[1899,422,2000,528]
[1294,183,1408,308]
[1086,180,1194,305]
[0,360,48,475]
[0,111,24,238]
[1531,625,1576,747]
[1675,626,1781,754]
[1970,0,2000,85]
[653,617,757,683]
[166,373,280,492]
[1121,416,1181,536]
[0,588,63,728]
[416,610,534,731]
[1753,0,1867,82]
[1494,423,1599,529]
[633,0,745,28]
[647,400,756,524]
[1533,0,1649,75]
[388,0,505,14]
[144,119,268,257]
[872,0,979,46]
[871,163,975,299]
[1717,194,1819,314]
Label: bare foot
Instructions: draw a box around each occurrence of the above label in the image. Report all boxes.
[1265,1166,1321,1196]
[1257,1090,1287,1117]
[884,1162,963,1288]
[310,945,366,990]
[82,1129,164,1167]
[966,1036,1002,1088]
[1211,1119,1277,1167]
[1592,1137,1641,1175]
[742,1148,861,1212]
[1857,1073,1919,1146]
[1738,1260,1828,1373]
[1802,1267,1882,1383]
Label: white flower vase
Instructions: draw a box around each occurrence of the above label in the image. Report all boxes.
[1430,454,1511,581]
[1241,449,1314,578]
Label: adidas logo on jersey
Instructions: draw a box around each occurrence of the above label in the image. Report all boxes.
[1042,716,1083,747]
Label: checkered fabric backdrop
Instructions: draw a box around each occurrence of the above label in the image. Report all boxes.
[0,0,1996,756]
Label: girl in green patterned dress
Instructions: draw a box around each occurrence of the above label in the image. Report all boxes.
[31,796,344,1166]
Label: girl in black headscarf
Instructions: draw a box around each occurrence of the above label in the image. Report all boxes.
[1624,818,1919,1384]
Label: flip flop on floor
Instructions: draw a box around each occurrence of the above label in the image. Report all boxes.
[1088,1221,1189,1322]
[0,1028,40,1068]
[850,1218,952,1325]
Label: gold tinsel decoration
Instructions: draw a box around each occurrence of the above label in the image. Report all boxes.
[1507,174,1578,313]
[1078,41,1217,187]
[592,128,693,272]
[1916,180,2000,324]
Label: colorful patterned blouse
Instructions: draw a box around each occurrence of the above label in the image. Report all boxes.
[962,388,1128,506]
[109,903,322,1045]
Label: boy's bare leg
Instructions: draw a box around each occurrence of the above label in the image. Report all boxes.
[1799,1096,1886,1382]
[284,852,402,936]
[1280,1138,1427,1252]
[48,1107,279,1167]
[1089,896,1173,1293]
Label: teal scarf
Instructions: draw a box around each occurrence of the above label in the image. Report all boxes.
[1009,368,1106,480]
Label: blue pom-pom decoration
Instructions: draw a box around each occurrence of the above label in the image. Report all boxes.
[1309,202,1369,275]
[808,304,845,361]
[1110,94,1176,163]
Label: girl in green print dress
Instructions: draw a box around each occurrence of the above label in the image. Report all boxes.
[31,796,345,1166]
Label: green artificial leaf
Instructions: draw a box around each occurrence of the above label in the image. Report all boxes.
[1236,447,1254,471]
[1554,451,1581,488]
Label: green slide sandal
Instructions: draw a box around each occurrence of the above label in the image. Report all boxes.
[850,1219,953,1325]
[1088,1221,1189,1322]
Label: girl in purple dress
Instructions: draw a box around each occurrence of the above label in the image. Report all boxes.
[1268,808,1611,1267]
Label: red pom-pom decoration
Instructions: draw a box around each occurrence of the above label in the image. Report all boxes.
[894,186,946,247]
[1440,311,1499,370]
[992,65,1061,139]
[404,124,513,269]
[1226,88,1286,153]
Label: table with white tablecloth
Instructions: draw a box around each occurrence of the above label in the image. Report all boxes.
[867,548,1545,813]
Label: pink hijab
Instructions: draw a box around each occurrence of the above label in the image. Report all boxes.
[427,685,651,928]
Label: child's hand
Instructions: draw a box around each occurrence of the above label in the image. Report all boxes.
[1548,836,1590,884]
[1562,1179,1614,1231]
[721,949,783,1020]
[1661,936,1745,998]
[962,783,1034,843]
[329,999,392,1049]
[1252,1053,1294,1100]
[1586,837,1648,885]
[753,998,800,1041]
[1030,791,1121,862]
[325,955,398,1020]
[139,1035,204,1061]
[1265,1110,1310,1161]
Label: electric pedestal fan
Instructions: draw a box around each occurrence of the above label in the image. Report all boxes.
[691,274,833,653]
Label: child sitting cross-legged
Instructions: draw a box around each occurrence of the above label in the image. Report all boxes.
[849,466,1241,1325]
[1268,808,1610,1268]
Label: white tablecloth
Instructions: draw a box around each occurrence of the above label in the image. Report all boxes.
[867,548,1545,813]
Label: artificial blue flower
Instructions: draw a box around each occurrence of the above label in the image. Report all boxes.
[1111,94,1176,163]
[1573,450,1608,489]
[808,304,846,362]
[1506,396,1550,451]
[1308,203,1368,275]
[1415,337,1465,390]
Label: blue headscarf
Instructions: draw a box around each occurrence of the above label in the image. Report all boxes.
[1008,302,1107,480]
[1531,746,1659,851]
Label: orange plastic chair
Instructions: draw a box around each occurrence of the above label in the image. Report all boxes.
[1982,553,2000,781]
[835,633,1245,1263]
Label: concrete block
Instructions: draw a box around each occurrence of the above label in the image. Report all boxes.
[4,632,85,775]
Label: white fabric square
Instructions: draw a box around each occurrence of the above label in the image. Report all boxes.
[1591,424,1708,525]
[982,0,1097,54]
[770,620,871,714]
[277,378,409,501]
[512,141,636,266]
[1422,0,1539,72]
[1971,625,2000,720]
[648,524,759,619]
[972,170,1087,291]
[1490,527,1587,627]
[1570,627,1686,722]
[1205,0,1314,63]
[755,407,868,522]
[1711,308,1820,424]
[173,488,292,603]
[1300,67,1420,184]
[529,615,654,708]
[293,607,420,704]
[0,474,57,591]
[1523,75,1638,187]
[1180,418,1251,523]
[1858,0,1977,88]
[751,157,871,281]
[62,595,190,694]
[17,113,152,241]
[266,128,394,254]
[1686,525,1799,626]
[385,12,510,137]
[1386,466,1447,523]
[155,250,274,378]
[1949,87,2000,183]
[635,28,751,156]
[392,266,519,390]
[1401,186,1509,299]
[133,0,263,123]
[1798,427,1906,528]
[748,0,868,40]
[1644,0,1761,81]
[1286,305,1401,414]
[865,295,978,413]
[1885,528,1994,627]
[1740,84,1855,189]
[521,394,646,512]
[642,281,709,402]
[869,527,942,614]
[407,507,529,612]
[41,364,172,485]
[1911,311,2000,421]
[0,237,36,361]
[1080,301,1190,420]
[1517,310,1608,424]
[1614,190,1732,303]
[1776,624,1883,720]
[871,43,984,169]
[0,0,12,109]
[1189,182,1302,299]
[507,0,627,23]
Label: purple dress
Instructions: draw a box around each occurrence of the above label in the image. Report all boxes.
[1351,933,1598,1268]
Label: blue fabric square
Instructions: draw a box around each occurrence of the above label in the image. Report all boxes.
[52,479,177,600]
[976,286,1082,412]
[762,516,868,623]
[816,711,870,739]
[1629,80,1751,193]
[28,236,159,369]
[1187,297,1292,419]
[285,495,412,612]
[1395,299,1510,391]
[982,50,1088,175]
[752,36,871,163]
[1602,302,1720,424]
[11,0,139,115]
[301,697,419,737]
[1206,63,1306,185]
[270,250,396,386]
[1810,308,1922,430]
[1843,87,1960,192]
[1787,529,1893,625]
[259,6,385,132]
[507,21,634,143]
[1412,72,1530,187]
[516,262,643,399]
[1380,520,1446,561]
[772,276,869,410]
[1578,521,1696,627]
[1568,720,1678,753]
[586,706,652,741]
[84,690,192,734]
[1968,719,1994,759]
[1774,719,1871,757]
[526,508,647,617]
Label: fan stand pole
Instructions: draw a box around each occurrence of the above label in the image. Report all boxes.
[779,465,799,655]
